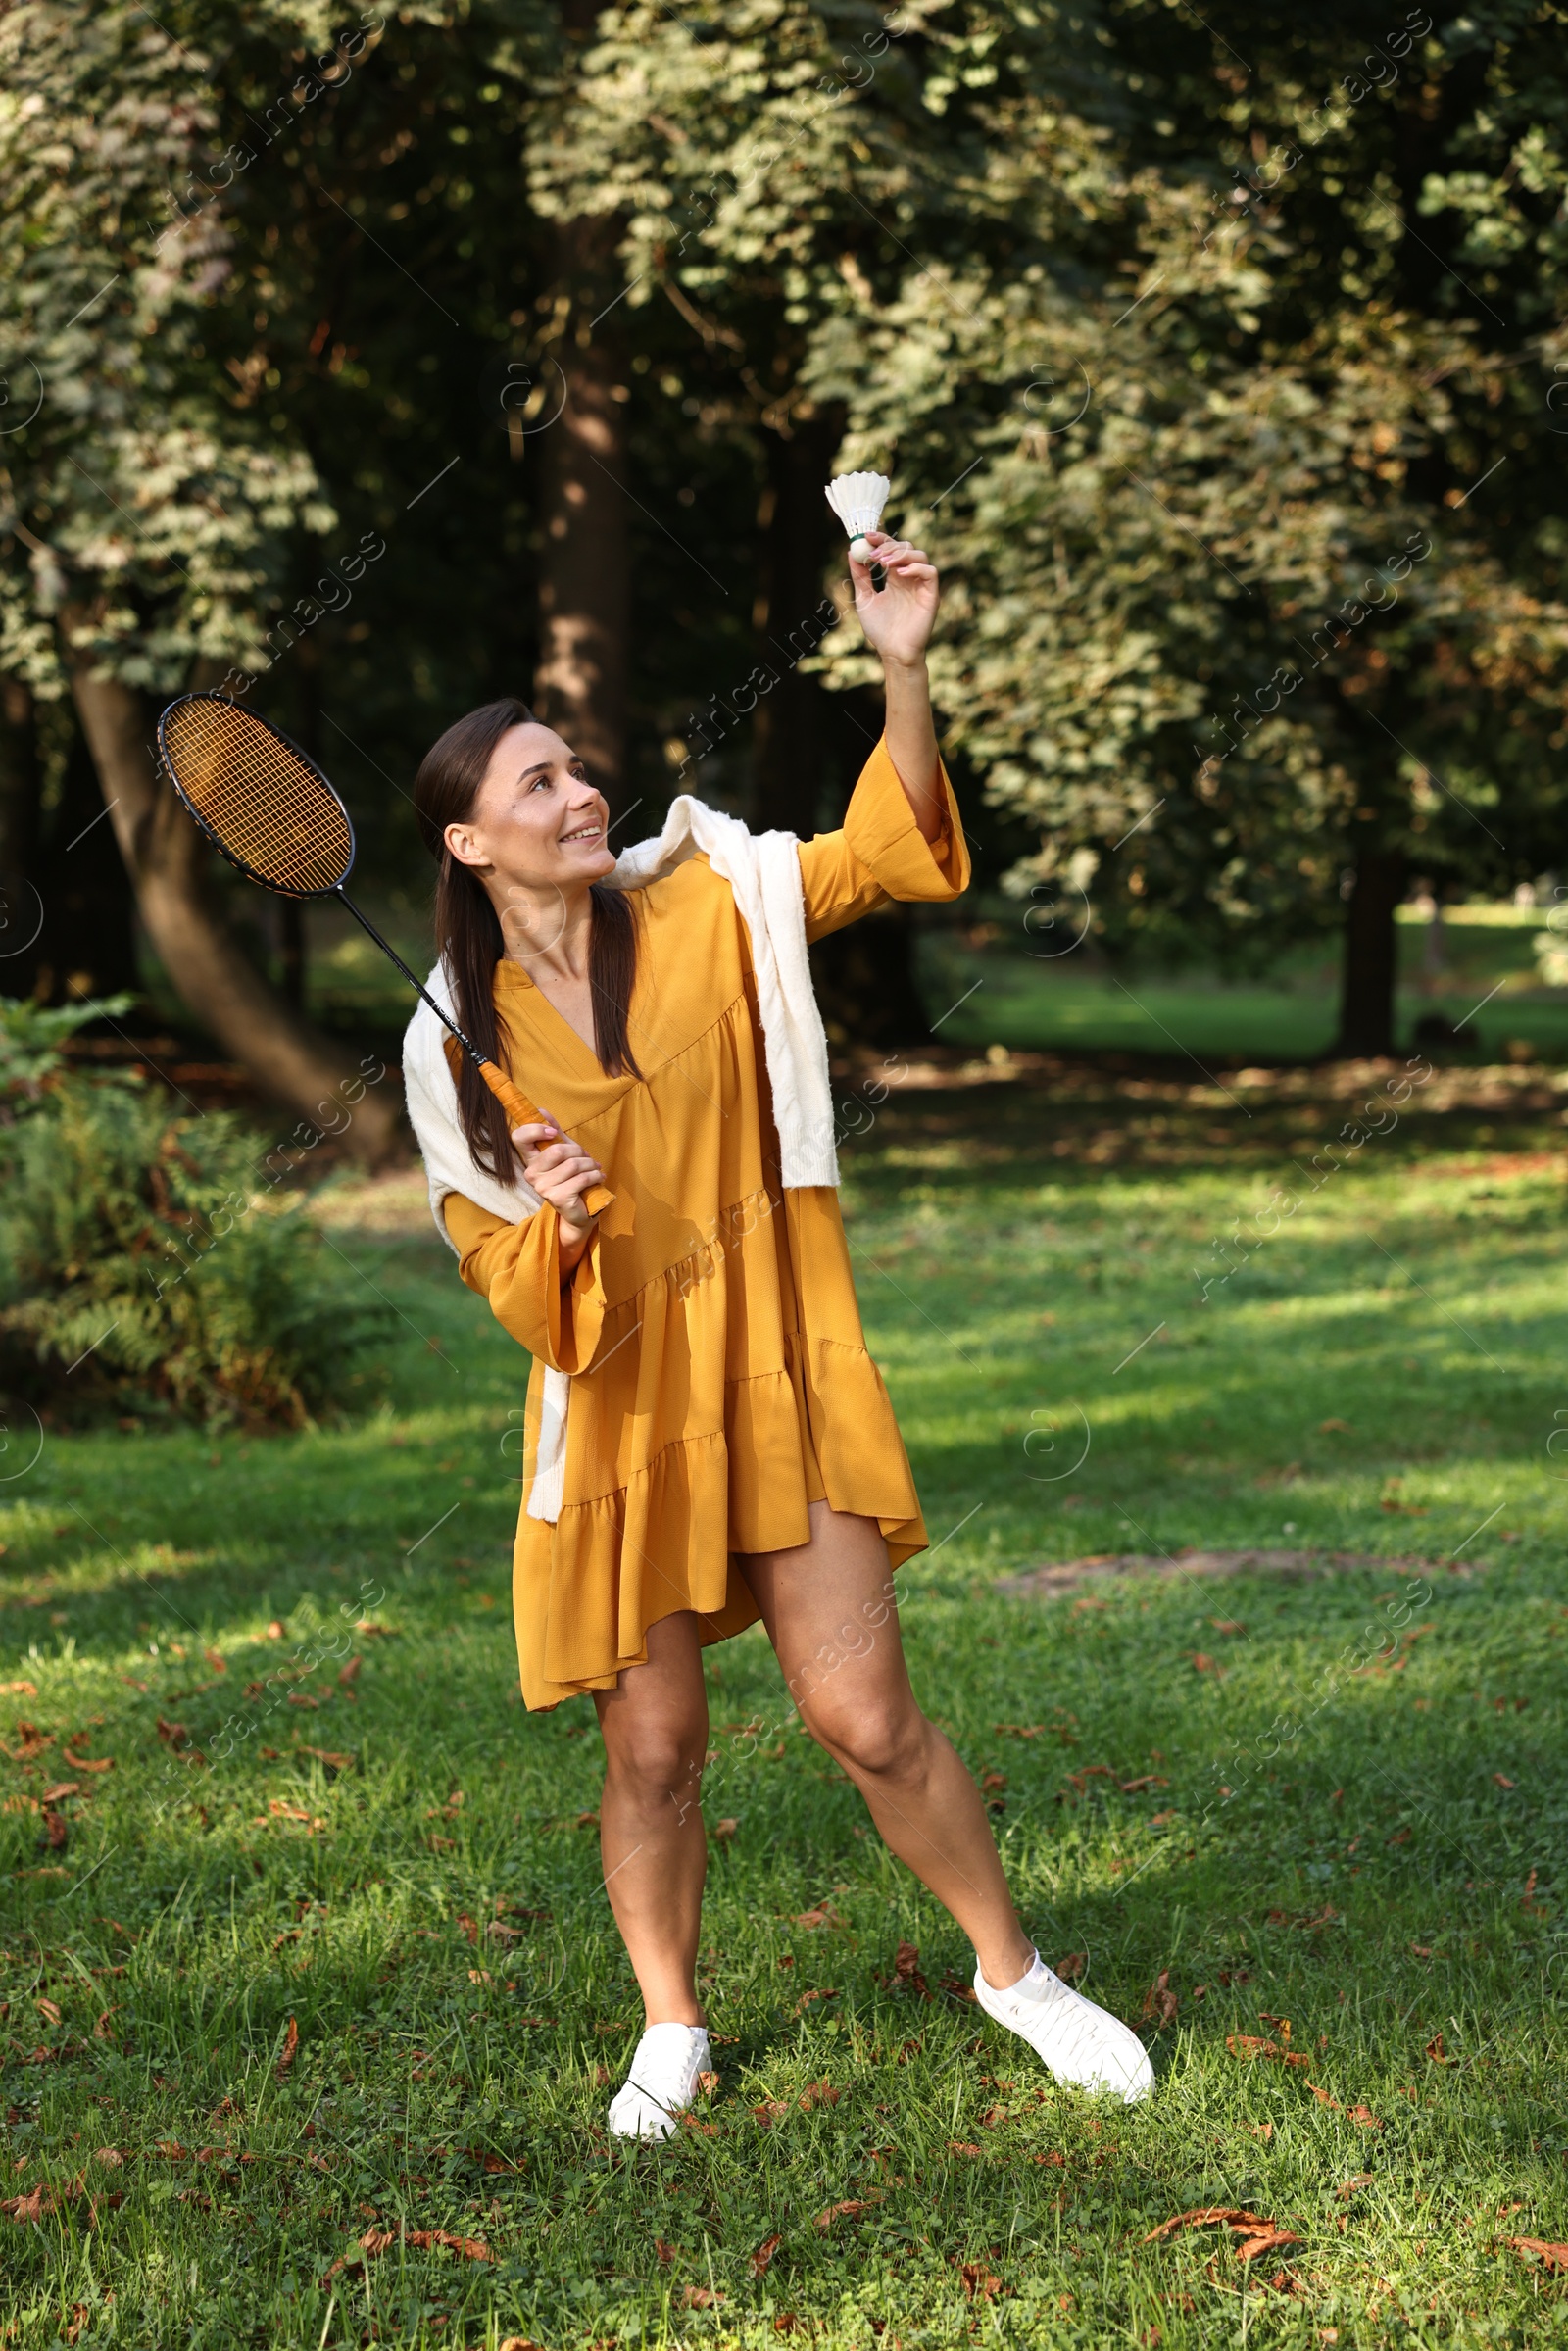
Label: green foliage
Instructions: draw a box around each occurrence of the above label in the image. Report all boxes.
[0,1073,389,1424]
[0,990,133,1096]
[0,2,342,697]
[0,1077,1561,2343]
[800,5,1568,942]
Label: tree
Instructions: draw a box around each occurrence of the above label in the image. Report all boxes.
[0,1,403,1151]
[525,0,1121,1034]
[810,1,1568,1056]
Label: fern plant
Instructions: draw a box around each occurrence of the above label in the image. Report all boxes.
[0,1068,390,1426]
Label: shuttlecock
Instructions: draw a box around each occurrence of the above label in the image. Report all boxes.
[825,470,891,565]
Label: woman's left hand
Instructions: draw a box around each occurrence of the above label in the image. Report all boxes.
[850,529,939,667]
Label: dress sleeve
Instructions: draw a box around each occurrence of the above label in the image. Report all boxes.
[798,733,969,944]
[442,1192,608,1373]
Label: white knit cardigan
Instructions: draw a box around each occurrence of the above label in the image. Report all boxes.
[401,799,839,1523]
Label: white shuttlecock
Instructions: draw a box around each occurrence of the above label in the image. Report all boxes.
[825,470,891,564]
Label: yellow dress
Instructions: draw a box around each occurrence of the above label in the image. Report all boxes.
[443,736,969,1708]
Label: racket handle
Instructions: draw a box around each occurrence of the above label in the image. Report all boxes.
[476,1059,614,1220]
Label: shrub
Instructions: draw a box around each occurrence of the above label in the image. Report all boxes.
[0,1018,390,1425]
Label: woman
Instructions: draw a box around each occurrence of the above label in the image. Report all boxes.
[410,528,1152,2134]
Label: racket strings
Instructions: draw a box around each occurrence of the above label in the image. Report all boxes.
[161,699,353,895]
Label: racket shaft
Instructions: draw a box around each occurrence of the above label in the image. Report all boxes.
[474,1059,614,1219]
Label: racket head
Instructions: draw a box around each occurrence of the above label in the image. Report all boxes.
[157,692,356,900]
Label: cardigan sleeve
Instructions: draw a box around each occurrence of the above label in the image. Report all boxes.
[443,1192,608,1374]
[798,733,969,944]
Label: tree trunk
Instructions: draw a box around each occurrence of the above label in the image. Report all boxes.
[35,721,140,1003]
[532,212,628,817]
[0,672,43,993]
[64,644,401,1161]
[1335,845,1406,1058]
[751,411,845,836]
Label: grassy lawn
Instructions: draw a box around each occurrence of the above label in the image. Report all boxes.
[925,904,1568,1064]
[3,1066,1565,2347]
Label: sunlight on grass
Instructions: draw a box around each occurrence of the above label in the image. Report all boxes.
[1,1071,1563,2347]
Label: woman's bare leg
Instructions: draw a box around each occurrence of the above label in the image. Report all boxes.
[738,1503,1034,1989]
[592,1610,709,2026]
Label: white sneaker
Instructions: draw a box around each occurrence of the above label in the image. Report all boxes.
[606,2022,711,2141]
[973,1953,1154,2103]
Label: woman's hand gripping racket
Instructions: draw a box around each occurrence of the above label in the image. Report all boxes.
[156,692,613,1217]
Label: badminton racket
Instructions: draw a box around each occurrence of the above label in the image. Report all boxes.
[156,692,612,1216]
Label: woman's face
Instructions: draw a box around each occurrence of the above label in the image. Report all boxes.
[444,722,615,933]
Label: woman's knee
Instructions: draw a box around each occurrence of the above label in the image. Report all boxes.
[602,1711,706,1795]
[803,1687,928,1782]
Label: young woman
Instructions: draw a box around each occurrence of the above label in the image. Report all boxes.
[410,529,1152,2134]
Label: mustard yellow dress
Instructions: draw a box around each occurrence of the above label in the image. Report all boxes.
[442,737,969,1708]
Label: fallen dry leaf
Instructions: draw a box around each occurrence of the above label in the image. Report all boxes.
[712,1817,738,1841]
[654,2238,676,2266]
[681,2286,724,2308]
[1226,2034,1310,2068]
[814,2199,869,2229]
[892,1940,929,1997]
[266,1620,286,1640]
[276,2017,299,2080]
[1337,2175,1373,2199]
[1055,1952,1087,1984]
[1236,2228,1304,2265]
[1347,2105,1383,2129]
[791,1987,839,2017]
[960,2262,1003,2302]
[1142,1968,1178,2027]
[2,1721,53,1760]
[61,1751,114,1774]
[752,2099,792,2128]
[751,2232,782,2278]
[338,1656,362,1686]
[1508,2238,1568,2274]
[949,2140,982,2157]
[36,1997,62,2027]
[1494,1773,1516,1788]
[1145,2207,1300,2264]
[797,2080,839,2113]
[1425,2033,1450,2064]
[1,1680,38,1695]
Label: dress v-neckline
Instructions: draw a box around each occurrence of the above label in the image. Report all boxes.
[498,958,603,1076]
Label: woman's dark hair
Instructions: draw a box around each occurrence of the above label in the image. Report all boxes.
[413,696,640,1183]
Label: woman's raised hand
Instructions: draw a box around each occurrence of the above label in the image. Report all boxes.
[850,528,940,667]
[511,1117,604,1234]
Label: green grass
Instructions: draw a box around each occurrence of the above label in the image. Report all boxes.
[927,903,1568,1062]
[2,1070,1565,2348]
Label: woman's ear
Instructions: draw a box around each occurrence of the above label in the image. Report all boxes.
[444,818,490,871]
